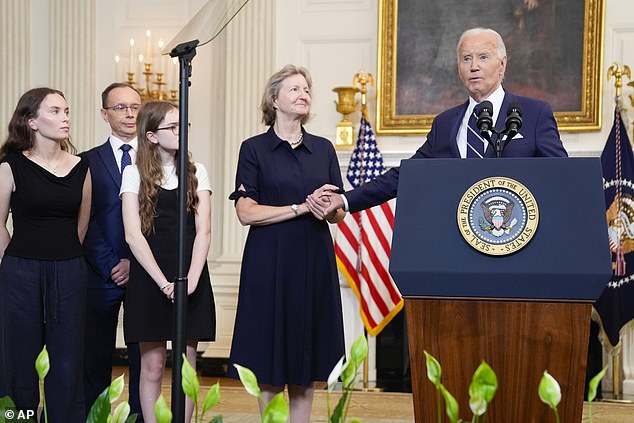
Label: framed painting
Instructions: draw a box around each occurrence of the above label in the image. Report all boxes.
[376,0,604,134]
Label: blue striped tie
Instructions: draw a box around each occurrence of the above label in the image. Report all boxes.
[466,111,485,158]
[120,144,132,174]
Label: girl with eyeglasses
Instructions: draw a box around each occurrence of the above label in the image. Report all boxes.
[120,101,215,423]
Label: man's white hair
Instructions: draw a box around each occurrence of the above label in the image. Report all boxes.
[456,27,507,62]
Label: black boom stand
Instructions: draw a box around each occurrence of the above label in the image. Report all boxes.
[169,39,199,423]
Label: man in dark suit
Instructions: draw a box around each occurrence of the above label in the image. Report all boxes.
[307,27,568,216]
[82,83,143,420]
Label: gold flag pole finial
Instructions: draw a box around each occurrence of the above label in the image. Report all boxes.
[608,63,631,98]
[353,71,374,113]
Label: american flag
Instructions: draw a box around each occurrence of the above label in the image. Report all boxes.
[595,101,634,349]
[335,113,403,336]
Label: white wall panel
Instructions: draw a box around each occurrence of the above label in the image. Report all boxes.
[202,286,239,357]
[118,0,191,27]
[301,0,371,12]
[0,0,30,136]
[299,38,373,139]
[50,0,95,152]
[606,26,634,140]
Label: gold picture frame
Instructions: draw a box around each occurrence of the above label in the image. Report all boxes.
[376,0,605,135]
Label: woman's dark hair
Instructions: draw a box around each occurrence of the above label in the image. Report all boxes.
[0,87,76,160]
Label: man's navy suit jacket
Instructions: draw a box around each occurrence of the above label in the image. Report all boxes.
[346,92,568,213]
[81,140,130,289]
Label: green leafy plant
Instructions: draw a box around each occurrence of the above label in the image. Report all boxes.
[153,354,222,423]
[537,371,561,423]
[0,345,136,423]
[326,334,368,423]
[182,353,222,423]
[425,352,609,423]
[233,364,289,423]
[86,372,137,423]
[586,365,608,423]
[424,351,443,420]
[424,351,498,423]
[468,361,498,421]
[0,395,18,422]
[154,394,173,423]
[232,334,369,423]
[35,346,50,423]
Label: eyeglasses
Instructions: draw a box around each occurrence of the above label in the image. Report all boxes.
[154,122,191,135]
[104,104,141,114]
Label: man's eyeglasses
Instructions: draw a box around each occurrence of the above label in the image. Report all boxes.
[104,104,141,114]
[154,123,191,135]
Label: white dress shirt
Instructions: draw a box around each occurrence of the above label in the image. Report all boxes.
[456,85,505,158]
[108,136,138,172]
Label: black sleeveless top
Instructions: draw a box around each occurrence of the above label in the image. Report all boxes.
[2,151,89,260]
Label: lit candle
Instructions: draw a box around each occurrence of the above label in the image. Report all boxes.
[157,39,165,74]
[128,38,135,74]
[145,30,152,63]
[171,57,179,89]
[114,55,121,82]
[138,54,144,79]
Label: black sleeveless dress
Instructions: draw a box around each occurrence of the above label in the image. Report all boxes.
[124,188,215,343]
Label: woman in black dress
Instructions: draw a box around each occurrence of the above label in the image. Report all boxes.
[228,65,346,422]
[0,87,91,421]
[121,101,215,423]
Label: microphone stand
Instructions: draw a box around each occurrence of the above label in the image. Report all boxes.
[169,38,199,423]
[482,128,513,158]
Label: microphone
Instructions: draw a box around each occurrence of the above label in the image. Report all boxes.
[475,101,494,134]
[504,103,523,139]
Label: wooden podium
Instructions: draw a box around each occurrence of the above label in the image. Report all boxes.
[390,158,612,422]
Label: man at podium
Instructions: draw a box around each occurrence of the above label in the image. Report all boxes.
[307,27,568,216]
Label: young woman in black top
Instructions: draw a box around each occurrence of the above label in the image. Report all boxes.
[0,87,92,422]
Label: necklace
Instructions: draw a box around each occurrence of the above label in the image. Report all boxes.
[273,126,303,147]
[28,152,62,174]
[289,132,303,147]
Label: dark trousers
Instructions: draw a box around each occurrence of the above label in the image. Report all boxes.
[84,287,143,421]
[0,255,87,422]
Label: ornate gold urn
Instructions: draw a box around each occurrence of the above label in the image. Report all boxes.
[332,86,360,149]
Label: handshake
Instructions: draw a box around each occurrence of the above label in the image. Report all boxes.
[304,184,345,221]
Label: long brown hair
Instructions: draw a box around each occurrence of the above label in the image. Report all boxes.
[0,87,76,160]
[135,101,199,234]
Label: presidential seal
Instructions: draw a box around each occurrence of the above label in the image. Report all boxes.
[457,177,539,255]
[606,193,634,255]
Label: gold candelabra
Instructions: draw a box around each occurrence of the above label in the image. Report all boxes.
[115,30,179,103]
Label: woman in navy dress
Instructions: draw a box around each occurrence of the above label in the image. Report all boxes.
[228,65,346,422]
